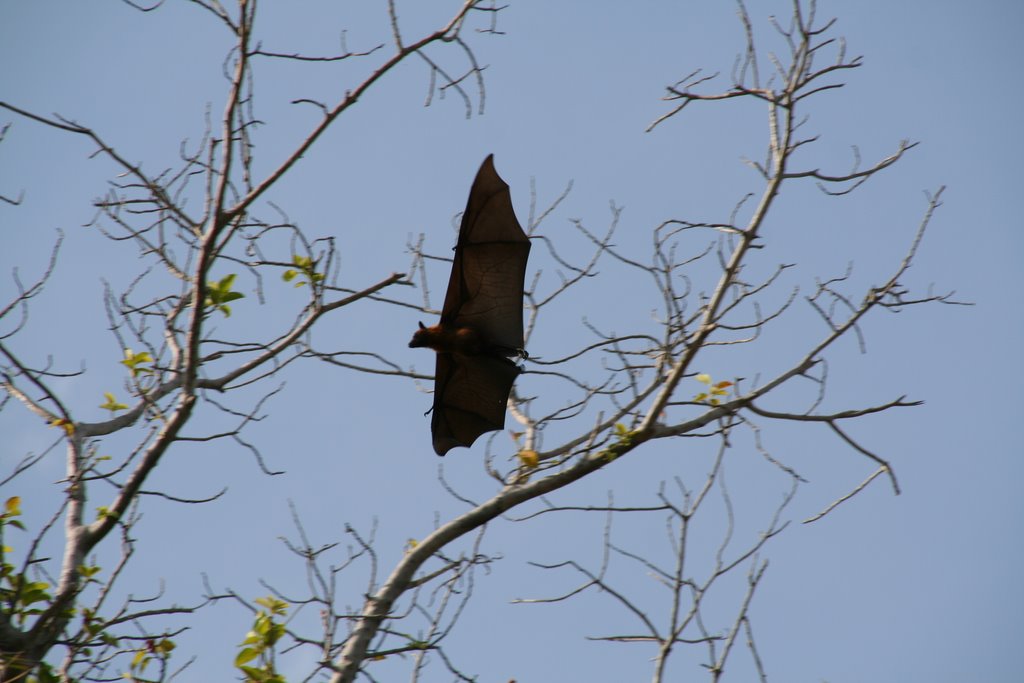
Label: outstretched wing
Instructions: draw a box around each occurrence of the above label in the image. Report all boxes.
[431,351,521,456]
[439,154,531,352]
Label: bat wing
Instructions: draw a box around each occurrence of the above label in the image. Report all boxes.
[440,154,531,352]
[431,351,521,456]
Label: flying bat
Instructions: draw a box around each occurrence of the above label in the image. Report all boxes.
[409,155,531,456]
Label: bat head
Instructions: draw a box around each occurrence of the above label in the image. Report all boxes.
[408,321,430,348]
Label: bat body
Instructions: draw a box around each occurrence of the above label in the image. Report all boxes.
[409,155,531,456]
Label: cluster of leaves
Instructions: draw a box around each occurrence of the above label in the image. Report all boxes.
[126,637,176,681]
[0,497,52,629]
[200,260,324,321]
[281,255,324,288]
[1,498,124,682]
[120,348,154,377]
[601,423,639,462]
[693,373,733,405]
[205,273,246,317]
[98,349,156,415]
[235,596,289,683]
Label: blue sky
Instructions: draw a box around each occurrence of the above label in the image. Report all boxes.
[1,1,1022,681]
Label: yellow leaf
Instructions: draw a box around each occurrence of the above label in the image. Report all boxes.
[693,392,708,402]
[254,596,288,615]
[130,649,148,671]
[696,373,712,384]
[518,450,539,469]
[715,381,733,389]
[121,348,154,376]
[50,418,75,435]
[99,392,128,413]
[4,496,20,516]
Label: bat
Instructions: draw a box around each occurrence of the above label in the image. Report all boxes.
[409,155,531,456]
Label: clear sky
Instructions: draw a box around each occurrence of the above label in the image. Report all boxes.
[1,1,1022,682]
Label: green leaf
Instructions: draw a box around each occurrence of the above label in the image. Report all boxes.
[79,564,101,579]
[212,273,236,294]
[239,665,268,682]
[21,581,52,605]
[235,647,259,667]
[31,661,58,683]
[253,613,271,636]
[266,623,285,646]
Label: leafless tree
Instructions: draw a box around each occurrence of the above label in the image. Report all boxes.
[0,1,961,681]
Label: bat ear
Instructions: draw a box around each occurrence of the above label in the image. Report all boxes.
[418,321,426,330]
